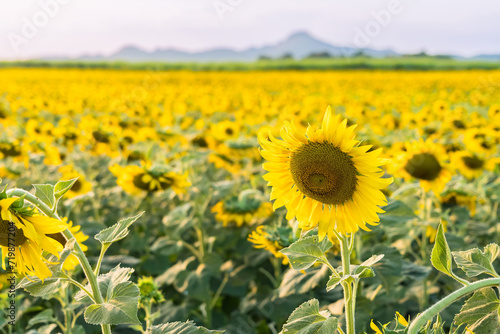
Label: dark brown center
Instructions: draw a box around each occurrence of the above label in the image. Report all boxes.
[290,142,357,205]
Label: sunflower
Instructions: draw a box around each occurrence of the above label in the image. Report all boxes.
[208,151,241,175]
[0,197,68,280]
[464,128,497,155]
[138,276,165,306]
[0,140,29,167]
[211,195,273,227]
[46,218,88,271]
[248,226,289,265]
[488,103,500,120]
[43,145,66,166]
[210,120,240,142]
[110,164,190,196]
[58,165,92,198]
[441,190,478,217]
[258,106,392,239]
[451,151,497,180]
[392,139,452,195]
[0,166,19,180]
[225,138,262,162]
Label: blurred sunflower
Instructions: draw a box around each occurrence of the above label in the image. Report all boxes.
[258,106,392,239]
[464,128,496,155]
[225,138,262,162]
[0,140,29,167]
[451,151,497,180]
[0,166,19,180]
[208,151,241,175]
[110,164,190,195]
[46,218,88,271]
[248,226,289,264]
[488,103,500,120]
[212,193,273,227]
[441,190,478,216]
[58,165,92,198]
[211,120,240,142]
[0,197,67,280]
[393,139,452,195]
[26,119,54,144]
[53,118,80,150]
[43,145,66,166]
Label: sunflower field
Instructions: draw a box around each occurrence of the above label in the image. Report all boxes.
[0,68,500,334]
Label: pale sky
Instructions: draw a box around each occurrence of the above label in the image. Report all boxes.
[0,0,499,60]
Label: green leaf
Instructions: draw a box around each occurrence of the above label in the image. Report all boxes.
[430,222,454,278]
[325,270,371,292]
[95,212,144,245]
[82,265,140,325]
[75,265,134,302]
[353,254,384,279]
[279,266,330,298]
[33,184,55,209]
[84,281,140,325]
[26,324,58,334]
[145,320,225,333]
[17,239,76,297]
[453,244,500,277]
[380,200,418,225]
[325,275,342,292]
[281,299,338,334]
[454,287,500,333]
[27,310,55,329]
[360,254,385,267]
[54,177,79,200]
[280,236,333,271]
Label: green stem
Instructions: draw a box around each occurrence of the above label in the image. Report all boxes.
[180,240,202,262]
[94,243,110,276]
[195,227,205,260]
[420,189,428,263]
[7,189,112,334]
[408,277,500,334]
[420,188,431,308]
[65,286,72,334]
[322,258,340,278]
[144,300,153,332]
[209,273,229,310]
[339,233,355,334]
[63,276,96,302]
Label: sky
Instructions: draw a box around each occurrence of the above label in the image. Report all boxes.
[0,0,499,60]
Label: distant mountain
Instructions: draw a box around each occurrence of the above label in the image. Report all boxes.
[39,31,500,63]
[42,32,398,62]
[469,54,500,61]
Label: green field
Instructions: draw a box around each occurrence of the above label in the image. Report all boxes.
[2,57,500,71]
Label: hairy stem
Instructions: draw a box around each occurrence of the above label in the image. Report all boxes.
[408,277,500,334]
[339,233,355,334]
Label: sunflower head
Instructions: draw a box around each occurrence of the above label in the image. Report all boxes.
[0,195,68,280]
[441,189,477,217]
[138,276,164,306]
[212,191,273,227]
[110,164,190,196]
[248,225,290,265]
[394,139,452,195]
[451,151,498,180]
[258,106,392,239]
